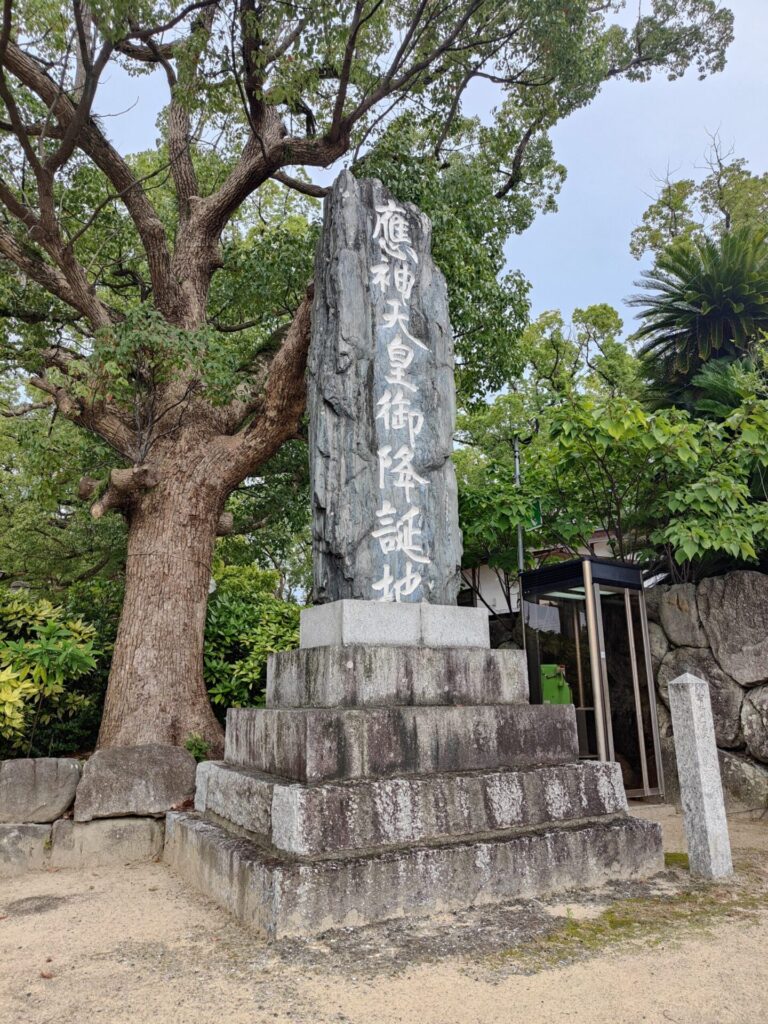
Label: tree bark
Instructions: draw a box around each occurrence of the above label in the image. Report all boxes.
[97,459,226,755]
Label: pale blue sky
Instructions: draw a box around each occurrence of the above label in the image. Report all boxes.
[95,0,767,333]
[506,0,768,327]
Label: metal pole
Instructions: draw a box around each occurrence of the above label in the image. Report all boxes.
[514,436,525,576]
[514,436,526,653]
[582,560,608,762]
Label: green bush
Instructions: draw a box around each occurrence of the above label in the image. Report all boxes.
[204,565,300,715]
[0,590,101,756]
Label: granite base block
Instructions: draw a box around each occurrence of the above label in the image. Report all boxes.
[267,644,527,708]
[195,760,628,856]
[165,811,663,939]
[299,600,489,650]
[224,704,578,782]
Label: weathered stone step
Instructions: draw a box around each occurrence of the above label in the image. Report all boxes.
[224,704,577,782]
[195,760,628,856]
[165,811,663,939]
[267,644,527,709]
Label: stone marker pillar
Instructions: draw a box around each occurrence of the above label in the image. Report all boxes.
[308,171,462,605]
[668,672,733,879]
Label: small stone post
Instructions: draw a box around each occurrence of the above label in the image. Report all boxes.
[668,672,733,879]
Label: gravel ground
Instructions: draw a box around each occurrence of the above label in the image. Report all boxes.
[1,804,767,1024]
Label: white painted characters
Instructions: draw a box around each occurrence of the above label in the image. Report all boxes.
[372,199,419,264]
[370,195,431,601]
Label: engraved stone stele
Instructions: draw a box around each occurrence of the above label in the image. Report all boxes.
[308,170,461,605]
[164,174,665,939]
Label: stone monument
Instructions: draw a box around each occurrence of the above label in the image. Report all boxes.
[308,171,461,605]
[164,173,663,938]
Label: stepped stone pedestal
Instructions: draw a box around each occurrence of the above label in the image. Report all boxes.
[165,603,663,939]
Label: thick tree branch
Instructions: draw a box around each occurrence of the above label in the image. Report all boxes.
[3,39,174,312]
[226,285,313,482]
[91,464,161,518]
[494,116,545,199]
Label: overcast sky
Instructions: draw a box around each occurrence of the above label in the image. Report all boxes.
[96,0,766,334]
[504,0,768,328]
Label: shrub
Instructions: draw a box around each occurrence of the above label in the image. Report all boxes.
[204,565,300,715]
[0,591,100,756]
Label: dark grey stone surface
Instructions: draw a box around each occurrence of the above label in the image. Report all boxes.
[165,811,663,939]
[196,760,627,856]
[718,749,768,810]
[267,644,527,708]
[698,571,768,686]
[0,757,80,823]
[658,583,707,647]
[74,744,197,821]
[657,646,743,749]
[741,684,768,763]
[308,171,461,605]
[224,705,578,782]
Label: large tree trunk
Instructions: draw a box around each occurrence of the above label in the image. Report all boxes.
[97,464,225,755]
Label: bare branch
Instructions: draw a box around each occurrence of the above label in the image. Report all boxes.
[1,398,53,417]
[271,171,328,198]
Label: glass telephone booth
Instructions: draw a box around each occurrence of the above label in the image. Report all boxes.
[521,557,664,800]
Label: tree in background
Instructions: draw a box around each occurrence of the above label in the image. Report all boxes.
[629,226,768,405]
[630,137,768,260]
[0,1,734,751]
[457,306,768,584]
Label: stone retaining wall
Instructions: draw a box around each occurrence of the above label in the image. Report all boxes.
[0,744,196,875]
[648,570,768,810]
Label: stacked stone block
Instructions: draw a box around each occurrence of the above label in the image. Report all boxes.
[166,602,662,938]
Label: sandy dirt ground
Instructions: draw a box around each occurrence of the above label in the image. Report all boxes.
[1,804,767,1024]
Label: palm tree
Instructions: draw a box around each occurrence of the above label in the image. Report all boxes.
[629,226,768,406]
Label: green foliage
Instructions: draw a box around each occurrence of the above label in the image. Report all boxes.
[184,733,212,763]
[631,151,768,260]
[204,565,300,714]
[0,590,100,755]
[0,402,126,592]
[358,113,538,402]
[457,306,768,581]
[630,227,768,403]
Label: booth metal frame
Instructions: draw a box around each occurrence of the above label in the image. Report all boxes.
[521,557,664,800]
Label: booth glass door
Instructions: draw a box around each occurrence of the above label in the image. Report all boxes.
[592,584,663,799]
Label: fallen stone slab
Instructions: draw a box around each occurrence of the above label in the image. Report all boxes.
[165,811,663,940]
[0,824,51,876]
[0,757,80,823]
[224,704,578,782]
[74,744,197,822]
[51,817,164,868]
[196,759,628,856]
[267,644,527,708]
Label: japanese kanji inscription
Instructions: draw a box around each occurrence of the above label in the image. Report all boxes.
[308,172,462,604]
